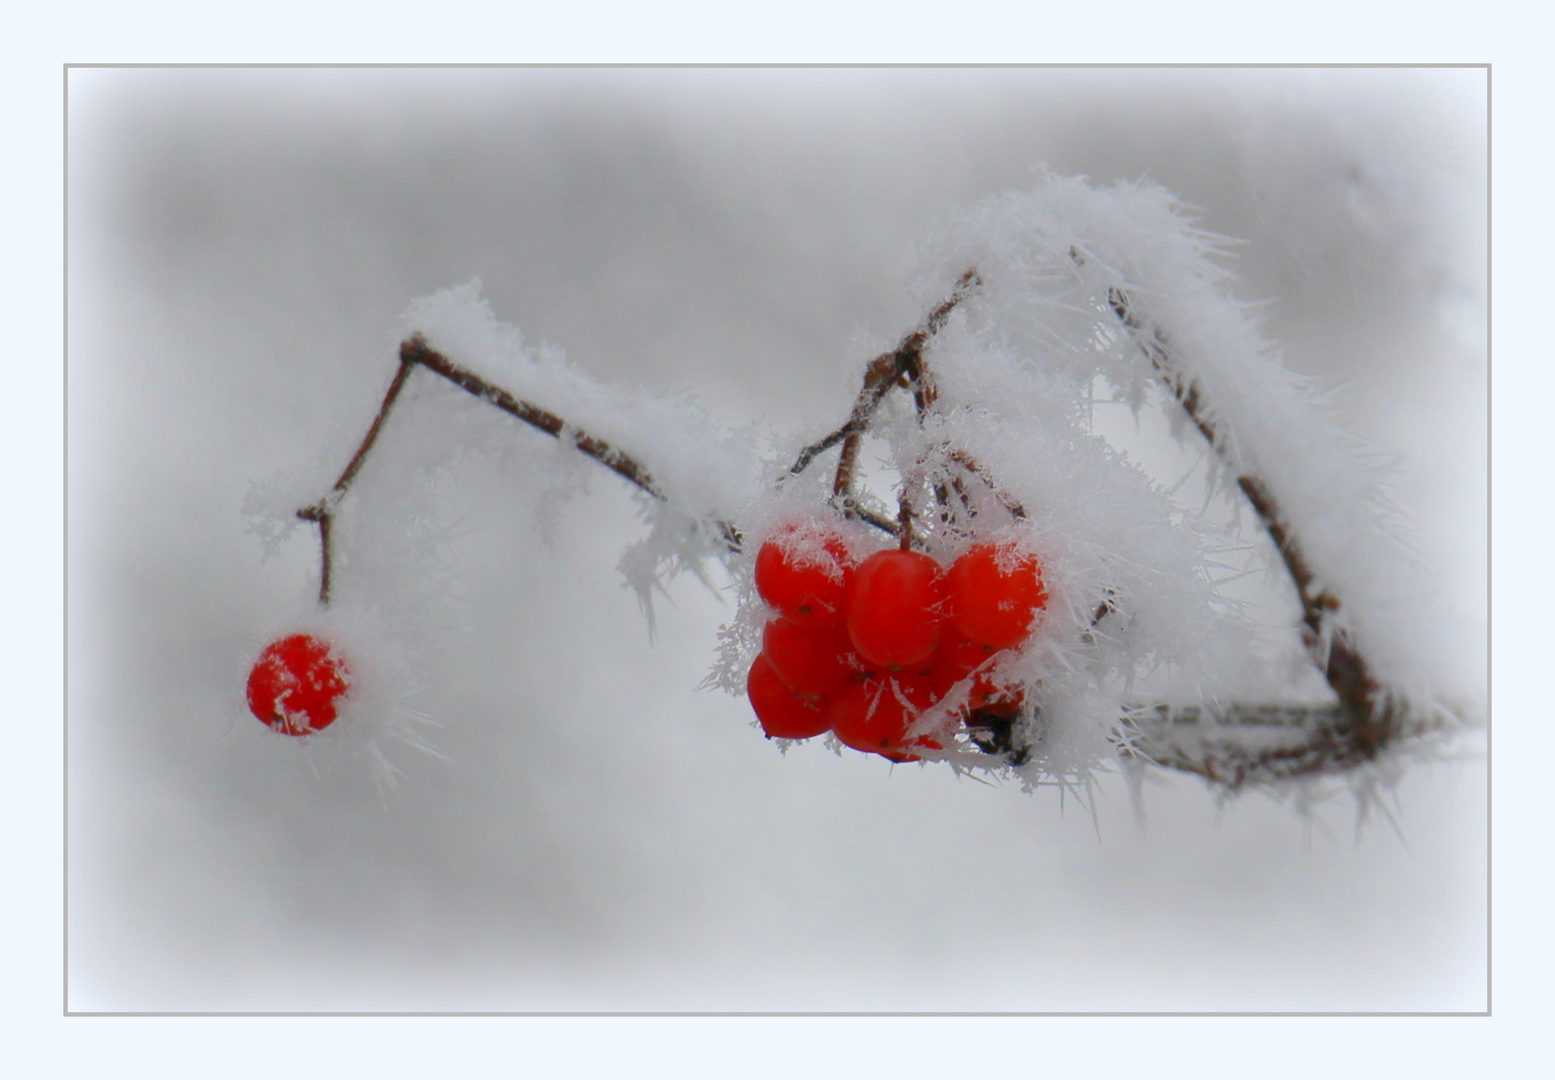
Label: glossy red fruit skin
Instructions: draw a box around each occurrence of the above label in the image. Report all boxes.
[828,673,935,756]
[247,633,351,736]
[754,524,855,629]
[925,629,1001,700]
[845,549,949,669]
[747,653,833,740]
[761,617,857,699]
[948,543,1048,650]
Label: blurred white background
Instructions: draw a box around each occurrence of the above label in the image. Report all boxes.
[66,66,1486,1012]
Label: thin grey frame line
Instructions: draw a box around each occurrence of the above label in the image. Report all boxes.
[64,1010,1492,1018]
[61,62,1490,68]
[62,61,71,1023]
[1483,62,1494,1017]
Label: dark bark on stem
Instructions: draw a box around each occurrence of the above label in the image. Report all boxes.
[405,336,668,501]
[295,350,416,606]
[786,270,981,546]
[1104,285,1399,779]
[298,334,742,608]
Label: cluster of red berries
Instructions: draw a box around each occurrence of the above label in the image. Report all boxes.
[746,522,1048,761]
[247,633,353,736]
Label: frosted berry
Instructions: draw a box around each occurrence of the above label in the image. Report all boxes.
[948,543,1048,650]
[925,628,1001,699]
[845,549,949,669]
[247,633,352,736]
[747,653,832,740]
[965,675,1018,712]
[828,673,935,757]
[761,617,857,699]
[754,523,856,629]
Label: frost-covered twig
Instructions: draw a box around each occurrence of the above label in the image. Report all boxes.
[1104,285,1403,780]
[297,334,742,607]
[295,348,418,605]
[786,269,980,542]
[1117,702,1446,787]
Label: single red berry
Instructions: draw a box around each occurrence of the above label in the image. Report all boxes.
[948,543,1048,650]
[925,628,1002,700]
[930,668,1006,710]
[845,549,949,669]
[247,633,352,736]
[747,653,832,740]
[828,673,935,757]
[966,675,1020,712]
[761,617,858,699]
[754,523,856,629]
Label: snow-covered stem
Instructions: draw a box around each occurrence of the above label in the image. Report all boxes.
[785,268,981,543]
[296,349,417,605]
[1120,703,1448,787]
[297,334,742,608]
[1104,284,1403,777]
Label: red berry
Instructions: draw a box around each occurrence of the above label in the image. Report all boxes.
[828,673,935,757]
[747,653,832,740]
[761,617,857,699]
[948,543,1048,650]
[845,549,949,669]
[925,629,1002,699]
[966,676,1018,712]
[247,633,352,736]
[754,523,856,629]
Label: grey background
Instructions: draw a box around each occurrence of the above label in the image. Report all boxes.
[67,66,1487,1012]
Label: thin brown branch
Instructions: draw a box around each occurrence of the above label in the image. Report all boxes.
[404,336,666,502]
[895,491,914,551]
[832,430,865,502]
[820,350,905,499]
[297,334,743,608]
[832,498,900,538]
[295,503,334,606]
[1104,285,1397,779]
[336,353,417,493]
[786,270,981,545]
[926,269,982,333]
[788,270,979,480]
[296,350,417,606]
[1117,702,1439,787]
[945,448,1028,520]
